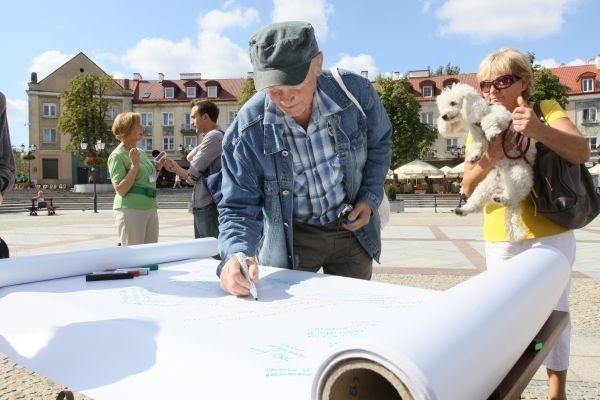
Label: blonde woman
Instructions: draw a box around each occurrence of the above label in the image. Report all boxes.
[107,112,166,245]
[462,48,589,400]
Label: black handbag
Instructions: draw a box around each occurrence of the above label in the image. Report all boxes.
[530,101,600,229]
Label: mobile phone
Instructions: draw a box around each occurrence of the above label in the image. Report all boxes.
[153,151,167,163]
[337,203,354,223]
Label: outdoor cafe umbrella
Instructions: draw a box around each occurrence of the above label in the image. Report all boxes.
[450,161,465,176]
[588,164,600,175]
[393,160,444,179]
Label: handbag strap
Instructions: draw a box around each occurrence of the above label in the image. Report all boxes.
[533,101,546,124]
[330,68,366,118]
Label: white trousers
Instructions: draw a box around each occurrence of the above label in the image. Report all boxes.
[485,230,575,371]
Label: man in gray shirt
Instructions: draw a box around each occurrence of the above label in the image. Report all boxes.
[0,91,16,206]
[165,100,223,239]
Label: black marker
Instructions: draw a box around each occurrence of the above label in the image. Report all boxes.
[85,272,134,282]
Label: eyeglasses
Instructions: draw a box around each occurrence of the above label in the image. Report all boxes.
[479,75,520,93]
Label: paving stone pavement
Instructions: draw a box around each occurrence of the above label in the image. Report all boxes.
[0,208,598,399]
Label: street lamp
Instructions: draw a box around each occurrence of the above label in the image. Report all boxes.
[178,143,193,159]
[80,139,105,213]
[20,144,37,188]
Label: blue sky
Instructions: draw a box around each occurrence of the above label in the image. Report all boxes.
[1,0,596,148]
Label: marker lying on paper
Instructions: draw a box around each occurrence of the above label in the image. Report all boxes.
[234,252,258,300]
[85,272,134,282]
[130,263,159,271]
[104,268,150,276]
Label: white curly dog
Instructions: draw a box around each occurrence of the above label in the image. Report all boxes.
[436,83,536,241]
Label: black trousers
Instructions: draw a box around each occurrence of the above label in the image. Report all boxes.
[292,220,372,280]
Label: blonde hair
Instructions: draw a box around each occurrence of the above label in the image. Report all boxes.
[477,47,534,100]
[111,112,141,141]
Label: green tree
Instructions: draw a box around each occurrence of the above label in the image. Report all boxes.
[56,73,115,158]
[429,63,461,76]
[376,77,438,168]
[237,77,257,107]
[530,67,570,109]
[12,148,28,178]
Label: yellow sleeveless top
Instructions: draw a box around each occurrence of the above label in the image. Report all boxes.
[466,99,569,242]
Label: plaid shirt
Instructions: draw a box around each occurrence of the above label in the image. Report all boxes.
[264,88,345,224]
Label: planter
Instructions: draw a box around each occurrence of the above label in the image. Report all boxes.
[389,200,404,213]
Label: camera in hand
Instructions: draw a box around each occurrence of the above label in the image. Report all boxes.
[337,203,354,223]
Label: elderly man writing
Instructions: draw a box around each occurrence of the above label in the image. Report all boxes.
[217,21,392,297]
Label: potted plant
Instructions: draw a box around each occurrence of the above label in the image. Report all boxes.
[386,184,404,213]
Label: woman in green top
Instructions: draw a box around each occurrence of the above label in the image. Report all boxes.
[108,112,166,245]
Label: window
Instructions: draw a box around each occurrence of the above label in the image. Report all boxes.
[422,86,433,97]
[228,111,238,125]
[42,103,57,117]
[162,112,174,126]
[141,138,153,151]
[587,137,597,150]
[183,113,192,130]
[186,87,196,98]
[184,136,197,149]
[583,107,597,123]
[141,112,153,126]
[105,106,119,120]
[163,137,175,151]
[42,158,59,179]
[164,87,175,99]
[446,138,458,150]
[421,112,434,127]
[42,128,57,143]
[582,78,594,93]
[207,86,217,98]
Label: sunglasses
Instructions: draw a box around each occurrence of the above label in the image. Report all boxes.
[479,75,520,93]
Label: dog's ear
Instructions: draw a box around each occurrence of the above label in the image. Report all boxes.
[462,91,487,122]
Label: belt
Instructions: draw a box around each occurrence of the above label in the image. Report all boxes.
[128,186,157,198]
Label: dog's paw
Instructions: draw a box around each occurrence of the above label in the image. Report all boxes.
[492,195,508,205]
[467,154,481,163]
[454,208,467,216]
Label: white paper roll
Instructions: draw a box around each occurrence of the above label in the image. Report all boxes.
[0,238,218,287]
[312,245,571,400]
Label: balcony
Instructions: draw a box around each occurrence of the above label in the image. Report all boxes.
[162,126,174,136]
[180,123,195,135]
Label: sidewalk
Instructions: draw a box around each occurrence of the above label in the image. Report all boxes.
[1,209,599,399]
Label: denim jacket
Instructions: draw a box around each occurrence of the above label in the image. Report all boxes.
[217,69,392,273]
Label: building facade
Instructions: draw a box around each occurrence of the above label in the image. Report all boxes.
[407,59,600,166]
[26,52,600,188]
[26,53,244,188]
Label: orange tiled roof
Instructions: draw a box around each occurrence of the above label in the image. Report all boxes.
[115,77,246,103]
[404,64,599,102]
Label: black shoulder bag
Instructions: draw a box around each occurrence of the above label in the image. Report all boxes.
[530,101,600,229]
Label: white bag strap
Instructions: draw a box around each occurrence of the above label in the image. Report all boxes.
[330,68,366,118]
[330,68,390,229]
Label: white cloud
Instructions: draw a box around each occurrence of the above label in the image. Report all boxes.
[193,31,253,78]
[198,8,260,33]
[271,0,334,38]
[566,58,586,66]
[121,31,252,80]
[29,50,74,81]
[435,0,578,41]
[538,57,586,68]
[121,38,197,80]
[331,53,379,80]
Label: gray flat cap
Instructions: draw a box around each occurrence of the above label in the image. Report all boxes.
[249,21,320,91]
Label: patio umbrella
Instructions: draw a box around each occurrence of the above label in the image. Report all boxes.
[450,162,465,176]
[393,160,444,179]
[588,164,600,175]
